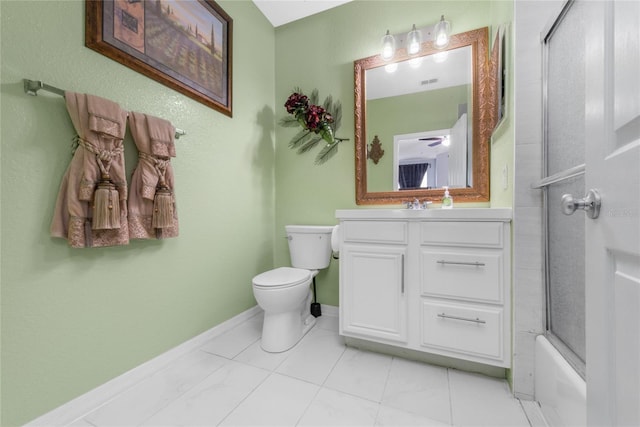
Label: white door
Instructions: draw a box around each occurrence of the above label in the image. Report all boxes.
[583,1,640,425]
[448,113,468,188]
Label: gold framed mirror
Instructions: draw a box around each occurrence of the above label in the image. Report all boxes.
[354,27,491,204]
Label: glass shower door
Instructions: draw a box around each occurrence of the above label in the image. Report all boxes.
[540,0,587,376]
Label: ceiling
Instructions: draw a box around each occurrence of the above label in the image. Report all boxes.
[252,0,352,27]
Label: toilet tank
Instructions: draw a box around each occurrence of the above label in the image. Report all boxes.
[286,225,334,270]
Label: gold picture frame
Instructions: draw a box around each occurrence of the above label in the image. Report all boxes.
[86,0,232,117]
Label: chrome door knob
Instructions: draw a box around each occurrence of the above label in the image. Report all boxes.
[561,189,602,219]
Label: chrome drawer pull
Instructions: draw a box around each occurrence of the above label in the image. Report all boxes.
[437,312,486,324]
[436,260,485,267]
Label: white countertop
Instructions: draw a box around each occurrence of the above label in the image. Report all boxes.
[335,208,512,221]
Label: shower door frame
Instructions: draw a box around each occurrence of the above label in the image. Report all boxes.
[539,0,586,380]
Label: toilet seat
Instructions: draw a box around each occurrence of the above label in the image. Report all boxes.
[252,267,311,290]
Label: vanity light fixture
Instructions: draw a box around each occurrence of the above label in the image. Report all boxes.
[379,15,451,61]
[433,15,451,49]
[381,30,396,61]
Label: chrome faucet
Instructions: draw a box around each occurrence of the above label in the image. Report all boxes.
[405,198,430,210]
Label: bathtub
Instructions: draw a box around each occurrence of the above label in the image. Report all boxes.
[535,335,586,426]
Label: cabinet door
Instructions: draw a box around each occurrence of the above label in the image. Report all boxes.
[340,244,408,343]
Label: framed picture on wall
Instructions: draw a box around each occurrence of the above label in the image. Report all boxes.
[86,0,232,117]
[491,23,508,132]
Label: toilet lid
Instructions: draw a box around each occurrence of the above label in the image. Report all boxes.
[253,267,311,289]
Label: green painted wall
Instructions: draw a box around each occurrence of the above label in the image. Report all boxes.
[0,1,275,425]
[487,0,515,385]
[366,85,469,192]
[488,1,515,208]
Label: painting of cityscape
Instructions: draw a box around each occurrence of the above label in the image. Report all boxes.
[87,0,232,116]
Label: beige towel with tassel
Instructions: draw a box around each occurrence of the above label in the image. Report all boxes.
[50,92,129,248]
[128,112,179,239]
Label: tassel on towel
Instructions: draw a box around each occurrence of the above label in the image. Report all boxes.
[93,177,121,230]
[152,186,174,229]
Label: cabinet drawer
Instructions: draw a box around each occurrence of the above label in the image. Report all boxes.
[420,249,503,303]
[421,300,504,360]
[342,221,407,244]
[420,222,503,247]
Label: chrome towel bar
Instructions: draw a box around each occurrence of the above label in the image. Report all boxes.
[23,79,186,139]
[531,163,585,189]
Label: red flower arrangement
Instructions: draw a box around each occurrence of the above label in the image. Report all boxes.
[281,88,347,165]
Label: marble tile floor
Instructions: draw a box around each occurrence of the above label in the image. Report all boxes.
[72,313,532,427]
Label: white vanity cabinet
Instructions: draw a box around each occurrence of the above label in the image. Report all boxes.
[336,209,512,368]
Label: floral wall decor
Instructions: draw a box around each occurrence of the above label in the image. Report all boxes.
[280,88,348,165]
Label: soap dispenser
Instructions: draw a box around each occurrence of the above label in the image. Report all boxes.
[441,186,453,209]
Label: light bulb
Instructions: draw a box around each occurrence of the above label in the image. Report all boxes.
[385,63,398,73]
[381,30,396,60]
[409,57,423,69]
[433,15,450,49]
[442,135,451,147]
[407,24,422,55]
[433,51,449,63]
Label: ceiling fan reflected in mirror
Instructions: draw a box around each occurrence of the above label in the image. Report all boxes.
[419,135,450,147]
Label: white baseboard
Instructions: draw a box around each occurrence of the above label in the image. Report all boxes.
[320,304,338,317]
[26,305,263,427]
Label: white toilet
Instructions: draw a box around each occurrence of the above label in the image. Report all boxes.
[252,225,334,353]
